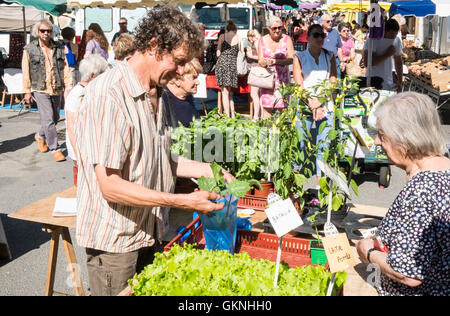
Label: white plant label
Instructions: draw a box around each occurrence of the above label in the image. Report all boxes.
[265,198,303,238]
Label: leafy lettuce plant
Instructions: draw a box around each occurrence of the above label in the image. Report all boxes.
[129,244,347,296]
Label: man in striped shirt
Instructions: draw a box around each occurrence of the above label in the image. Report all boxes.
[74,6,234,296]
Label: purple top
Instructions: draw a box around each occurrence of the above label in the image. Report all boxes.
[86,39,108,61]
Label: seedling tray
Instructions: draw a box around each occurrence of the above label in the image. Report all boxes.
[165,217,327,269]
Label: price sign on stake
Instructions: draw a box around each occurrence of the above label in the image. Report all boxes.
[317,160,350,196]
[265,198,304,238]
[265,194,303,288]
[321,233,356,274]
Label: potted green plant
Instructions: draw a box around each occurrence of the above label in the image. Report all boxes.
[306,210,328,265]
[269,83,321,214]
[311,77,360,214]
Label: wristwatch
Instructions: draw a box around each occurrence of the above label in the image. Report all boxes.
[366,248,377,263]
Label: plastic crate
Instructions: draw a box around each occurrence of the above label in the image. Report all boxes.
[165,217,326,268]
[237,194,268,211]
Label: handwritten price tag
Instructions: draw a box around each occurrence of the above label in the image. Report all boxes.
[321,233,356,273]
[265,199,303,237]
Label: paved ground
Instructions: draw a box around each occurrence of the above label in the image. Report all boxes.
[0,107,448,296]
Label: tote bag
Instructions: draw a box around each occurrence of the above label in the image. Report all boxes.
[247,66,274,89]
[236,38,248,76]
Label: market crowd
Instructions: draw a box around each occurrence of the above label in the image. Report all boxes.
[20,5,448,296]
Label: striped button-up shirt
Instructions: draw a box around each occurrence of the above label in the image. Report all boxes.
[74,60,175,253]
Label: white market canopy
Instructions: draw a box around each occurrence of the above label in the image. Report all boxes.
[0,4,42,32]
[431,0,450,17]
[68,0,250,8]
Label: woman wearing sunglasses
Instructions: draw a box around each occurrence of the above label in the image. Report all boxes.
[258,16,294,118]
[338,22,356,77]
[292,23,337,184]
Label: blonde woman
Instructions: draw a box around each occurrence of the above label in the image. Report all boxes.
[112,33,136,61]
[163,58,202,127]
[247,29,262,120]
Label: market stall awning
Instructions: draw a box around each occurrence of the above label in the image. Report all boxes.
[68,0,158,8]
[68,0,248,8]
[298,3,321,10]
[0,4,42,32]
[328,1,392,13]
[389,0,435,17]
[4,0,67,16]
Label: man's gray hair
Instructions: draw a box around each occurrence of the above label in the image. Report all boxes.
[79,54,109,82]
[375,92,447,159]
[31,19,53,38]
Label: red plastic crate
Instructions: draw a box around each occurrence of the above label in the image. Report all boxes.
[165,217,322,268]
[237,194,268,211]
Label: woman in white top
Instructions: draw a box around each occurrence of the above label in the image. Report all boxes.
[293,24,337,182]
[246,29,262,121]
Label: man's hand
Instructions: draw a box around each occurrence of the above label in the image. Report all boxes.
[24,93,33,104]
[183,190,224,214]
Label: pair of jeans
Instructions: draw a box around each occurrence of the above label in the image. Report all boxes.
[294,111,334,177]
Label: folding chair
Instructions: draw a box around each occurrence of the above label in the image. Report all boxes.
[2,68,32,115]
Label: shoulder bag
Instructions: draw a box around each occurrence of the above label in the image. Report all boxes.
[247,66,274,89]
[236,38,248,76]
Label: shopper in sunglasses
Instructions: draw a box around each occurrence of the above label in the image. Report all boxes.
[258,16,294,118]
[292,23,337,184]
[22,19,73,162]
[321,14,343,78]
[111,18,131,45]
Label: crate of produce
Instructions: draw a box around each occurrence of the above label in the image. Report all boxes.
[165,217,324,268]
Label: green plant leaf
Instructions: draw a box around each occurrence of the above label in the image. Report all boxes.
[350,179,359,197]
[197,177,217,193]
[227,180,251,199]
[332,194,343,211]
[294,173,307,188]
[319,177,329,194]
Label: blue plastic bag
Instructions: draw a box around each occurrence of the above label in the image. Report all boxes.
[198,193,238,254]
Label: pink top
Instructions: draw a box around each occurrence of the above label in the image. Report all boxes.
[341,37,354,58]
[260,35,290,109]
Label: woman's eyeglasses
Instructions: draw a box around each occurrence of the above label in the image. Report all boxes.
[39,29,52,34]
[312,32,326,39]
[270,26,282,31]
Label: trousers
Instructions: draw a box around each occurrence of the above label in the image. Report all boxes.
[85,243,163,296]
[33,92,62,152]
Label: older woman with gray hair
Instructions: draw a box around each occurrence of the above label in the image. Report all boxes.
[65,54,109,177]
[258,15,294,118]
[356,92,449,296]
